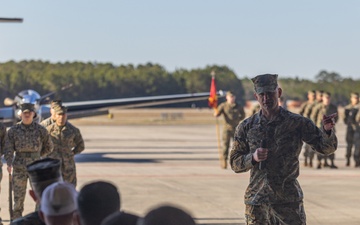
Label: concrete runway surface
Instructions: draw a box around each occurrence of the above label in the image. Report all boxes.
[1,111,360,225]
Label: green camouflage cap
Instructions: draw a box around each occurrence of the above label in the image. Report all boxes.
[322,91,331,97]
[21,103,35,112]
[51,99,63,108]
[53,105,68,114]
[350,92,359,98]
[226,91,235,97]
[251,74,278,94]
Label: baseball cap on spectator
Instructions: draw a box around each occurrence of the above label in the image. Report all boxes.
[40,182,78,216]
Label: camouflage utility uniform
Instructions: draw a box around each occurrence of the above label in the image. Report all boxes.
[217,101,245,162]
[230,107,337,225]
[40,117,55,128]
[299,99,317,167]
[311,102,338,168]
[5,122,53,219]
[344,103,359,166]
[354,105,360,167]
[0,122,6,219]
[47,121,84,186]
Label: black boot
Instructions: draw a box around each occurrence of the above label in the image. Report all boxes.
[330,159,338,169]
[346,158,350,166]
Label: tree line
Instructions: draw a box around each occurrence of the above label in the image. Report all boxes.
[0,60,359,107]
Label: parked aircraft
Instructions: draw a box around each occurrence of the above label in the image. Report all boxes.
[0,88,225,126]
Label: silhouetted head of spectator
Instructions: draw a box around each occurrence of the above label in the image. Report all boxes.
[138,204,196,225]
[77,181,121,225]
[101,211,139,225]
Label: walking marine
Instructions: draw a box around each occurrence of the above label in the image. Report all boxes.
[5,103,54,220]
[214,91,245,169]
[46,105,85,186]
[230,74,337,225]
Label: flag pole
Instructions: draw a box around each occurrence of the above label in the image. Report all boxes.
[209,70,223,168]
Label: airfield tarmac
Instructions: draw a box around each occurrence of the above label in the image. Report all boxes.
[1,108,360,225]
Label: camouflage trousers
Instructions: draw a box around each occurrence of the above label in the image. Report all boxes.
[12,166,29,219]
[345,127,355,159]
[48,153,77,187]
[245,201,306,225]
[222,128,235,160]
[303,144,315,159]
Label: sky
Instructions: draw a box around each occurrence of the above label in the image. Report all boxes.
[1,1,360,80]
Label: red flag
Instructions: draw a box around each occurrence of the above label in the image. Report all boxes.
[208,76,218,108]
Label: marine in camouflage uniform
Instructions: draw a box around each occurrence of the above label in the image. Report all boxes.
[0,122,7,223]
[353,103,360,167]
[4,103,53,220]
[310,92,338,169]
[46,105,85,186]
[214,91,245,169]
[230,74,337,225]
[299,90,316,167]
[10,158,62,225]
[343,92,359,166]
[40,99,62,127]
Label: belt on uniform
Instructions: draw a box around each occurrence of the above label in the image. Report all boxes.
[16,152,40,158]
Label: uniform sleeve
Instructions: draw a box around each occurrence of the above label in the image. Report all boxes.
[4,129,15,166]
[40,127,53,157]
[216,103,224,116]
[0,124,7,156]
[310,104,320,125]
[238,105,246,121]
[72,128,85,155]
[301,118,337,156]
[299,102,307,116]
[229,122,254,173]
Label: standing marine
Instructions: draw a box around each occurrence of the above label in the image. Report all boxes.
[343,92,359,166]
[214,91,245,169]
[40,99,62,127]
[299,90,316,167]
[311,91,338,169]
[5,103,53,220]
[0,121,7,224]
[46,105,85,186]
[230,74,337,224]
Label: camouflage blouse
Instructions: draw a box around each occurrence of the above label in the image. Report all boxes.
[230,107,337,205]
[217,102,245,130]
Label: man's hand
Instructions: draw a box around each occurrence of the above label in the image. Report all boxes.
[323,113,337,131]
[253,147,268,162]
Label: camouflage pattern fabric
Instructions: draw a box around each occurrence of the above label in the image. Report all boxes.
[4,122,53,219]
[217,102,245,159]
[39,117,55,128]
[46,121,84,186]
[344,103,359,159]
[0,122,6,213]
[354,104,360,166]
[10,211,45,225]
[230,107,337,207]
[311,103,338,162]
[299,101,316,165]
[245,201,306,225]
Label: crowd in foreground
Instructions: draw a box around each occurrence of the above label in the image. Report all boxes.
[10,158,196,225]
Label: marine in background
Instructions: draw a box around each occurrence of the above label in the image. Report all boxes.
[0,121,6,224]
[40,99,62,127]
[299,90,316,167]
[214,91,245,169]
[311,91,338,169]
[343,92,359,167]
[46,105,85,186]
[5,103,53,220]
